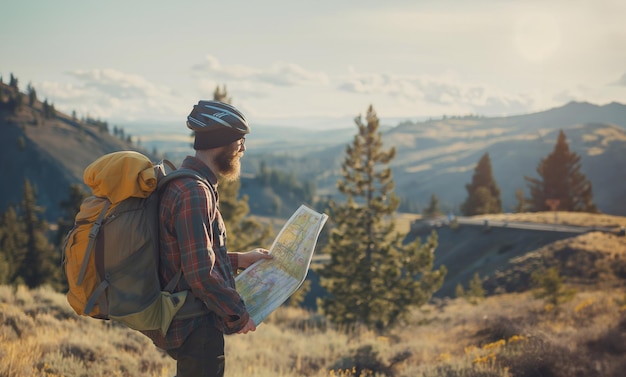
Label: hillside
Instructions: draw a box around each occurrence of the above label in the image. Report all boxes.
[409,211,626,296]
[303,212,626,304]
[0,82,149,221]
[2,79,625,222]
[245,101,626,217]
[2,282,625,376]
[395,104,624,215]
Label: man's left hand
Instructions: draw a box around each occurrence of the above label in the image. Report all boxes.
[237,248,272,269]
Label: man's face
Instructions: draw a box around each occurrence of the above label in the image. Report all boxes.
[214,138,245,182]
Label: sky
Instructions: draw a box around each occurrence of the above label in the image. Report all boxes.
[2,0,626,129]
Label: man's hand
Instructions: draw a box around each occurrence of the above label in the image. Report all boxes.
[237,248,272,269]
[237,317,257,334]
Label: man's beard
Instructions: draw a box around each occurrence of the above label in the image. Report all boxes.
[215,148,242,182]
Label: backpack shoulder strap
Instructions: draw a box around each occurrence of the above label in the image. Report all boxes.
[158,167,218,294]
[77,200,111,286]
[158,168,217,211]
[157,168,208,190]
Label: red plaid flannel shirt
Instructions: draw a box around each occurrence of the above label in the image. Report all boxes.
[142,156,249,350]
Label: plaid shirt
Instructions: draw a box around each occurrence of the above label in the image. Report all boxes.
[142,156,249,350]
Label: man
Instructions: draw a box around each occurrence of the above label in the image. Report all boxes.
[144,100,271,377]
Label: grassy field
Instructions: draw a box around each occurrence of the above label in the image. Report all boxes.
[1,211,625,376]
[1,284,625,377]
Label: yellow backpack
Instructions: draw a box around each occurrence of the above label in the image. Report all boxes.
[63,151,210,335]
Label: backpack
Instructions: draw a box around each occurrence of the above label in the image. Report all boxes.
[63,151,211,335]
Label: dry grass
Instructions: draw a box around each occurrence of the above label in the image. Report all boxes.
[0,285,175,377]
[2,283,625,377]
[393,213,422,235]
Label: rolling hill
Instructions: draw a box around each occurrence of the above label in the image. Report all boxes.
[2,78,626,222]
[0,82,147,221]
[238,101,626,217]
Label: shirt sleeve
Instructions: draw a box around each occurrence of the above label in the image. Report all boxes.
[229,253,239,271]
[172,180,249,332]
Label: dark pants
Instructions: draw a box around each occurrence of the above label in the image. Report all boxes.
[167,323,225,377]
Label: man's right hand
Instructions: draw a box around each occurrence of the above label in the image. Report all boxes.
[237,318,257,334]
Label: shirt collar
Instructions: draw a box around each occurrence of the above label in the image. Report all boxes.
[181,155,218,187]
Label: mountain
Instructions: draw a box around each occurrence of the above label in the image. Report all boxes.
[0,82,147,221]
[241,101,626,216]
[2,76,626,221]
[382,101,626,215]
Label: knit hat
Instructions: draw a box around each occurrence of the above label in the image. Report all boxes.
[193,127,245,150]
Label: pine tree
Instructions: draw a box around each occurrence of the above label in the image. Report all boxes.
[9,73,18,89]
[461,153,502,215]
[55,184,89,247]
[318,105,446,332]
[0,206,28,285]
[423,193,441,218]
[219,178,273,252]
[467,272,485,304]
[211,87,274,251]
[455,283,465,299]
[27,82,37,106]
[15,180,61,289]
[531,267,576,308]
[525,130,597,212]
[213,84,231,104]
[514,188,525,213]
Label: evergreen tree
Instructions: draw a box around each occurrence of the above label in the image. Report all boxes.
[423,193,441,218]
[211,87,274,251]
[219,178,273,252]
[525,130,597,212]
[514,188,525,213]
[55,184,89,247]
[467,272,485,304]
[27,82,37,106]
[42,99,57,119]
[531,267,576,308]
[319,105,446,332]
[9,73,18,89]
[15,180,61,289]
[455,283,465,299]
[0,206,28,285]
[461,153,502,215]
[213,84,231,104]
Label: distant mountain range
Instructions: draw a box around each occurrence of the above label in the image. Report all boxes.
[2,77,625,221]
[134,101,626,217]
[239,101,626,217]
[381,101,626,215]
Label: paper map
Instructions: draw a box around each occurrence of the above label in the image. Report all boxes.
[235,205,328,325]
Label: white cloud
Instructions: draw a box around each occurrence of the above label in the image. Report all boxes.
[337,68,532,116]
[191,55,259,80]
[191,55,328,87]
[612,73,626,87]
[37,68,188,122]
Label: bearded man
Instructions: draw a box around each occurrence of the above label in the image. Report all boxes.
[143,100,271,377]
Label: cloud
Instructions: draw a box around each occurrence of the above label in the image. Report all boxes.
[611,73,626,86]
[191,55,328,87]
[67,69,176,99]
[191,55,259,80]
[338,68,532,115]
[38,68,187,122]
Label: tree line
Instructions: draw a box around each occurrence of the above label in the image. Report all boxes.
[0,72,139,146]
[456,129,596,217]
[422,129,597,218]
